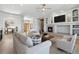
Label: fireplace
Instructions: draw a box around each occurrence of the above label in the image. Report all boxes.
[48,27,53,32]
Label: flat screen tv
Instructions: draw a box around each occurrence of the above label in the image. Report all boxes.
[54,15,65,23]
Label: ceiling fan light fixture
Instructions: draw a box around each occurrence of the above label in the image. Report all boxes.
[42,8,46,12]
[36,4,51,13]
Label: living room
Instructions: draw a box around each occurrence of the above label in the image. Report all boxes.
[0,4,79,54]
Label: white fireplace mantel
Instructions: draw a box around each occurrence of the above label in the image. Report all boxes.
[45,22,79,35]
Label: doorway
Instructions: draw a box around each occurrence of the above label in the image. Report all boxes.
[40,18,44,33]
[24,20,31,33]
[4,19,16,34]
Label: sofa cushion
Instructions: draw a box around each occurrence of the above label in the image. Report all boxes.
[15,32,26,44]
[15,32,33,47]
[28,32,33,37]
[19,35,33,47]
[20,32,27,37]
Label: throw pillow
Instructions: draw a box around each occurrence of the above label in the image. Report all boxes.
[19,33,27,44]
[21,32,27,37]
[26,37,33,47]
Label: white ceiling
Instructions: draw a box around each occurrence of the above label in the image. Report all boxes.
[0,4,79,18]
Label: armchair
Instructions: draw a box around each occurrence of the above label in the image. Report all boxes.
[56,34,77,53]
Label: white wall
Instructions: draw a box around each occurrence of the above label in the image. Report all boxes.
[32,18,40,32]
[0,15,3,27]
[0,16,3,26]
[24,16,40,32]
[0,11,23,34]
[0,15,3,30]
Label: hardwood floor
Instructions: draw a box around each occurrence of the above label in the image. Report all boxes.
[75,39,79,54]
[0,34,15,54]
[76,39,79,48]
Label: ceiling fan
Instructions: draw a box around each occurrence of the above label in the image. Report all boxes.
[36,4,51,12]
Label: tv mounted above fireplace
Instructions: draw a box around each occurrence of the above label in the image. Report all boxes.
[54,15,65,23]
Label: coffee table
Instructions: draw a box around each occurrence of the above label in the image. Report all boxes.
[50,36,64,46]
[42,32,65,46]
